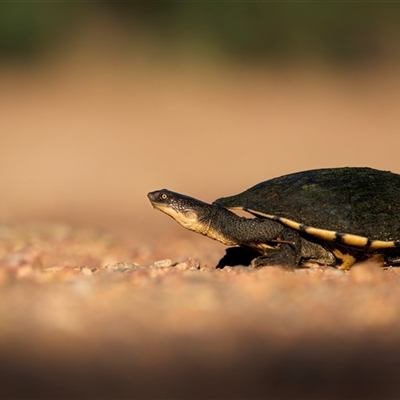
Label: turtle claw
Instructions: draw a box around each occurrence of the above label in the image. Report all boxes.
[250,252,297,270]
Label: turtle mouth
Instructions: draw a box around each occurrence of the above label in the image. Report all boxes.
[150,200,172,214]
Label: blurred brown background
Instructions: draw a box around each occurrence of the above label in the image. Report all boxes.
[1,3,400,243]
[3,4,400,399]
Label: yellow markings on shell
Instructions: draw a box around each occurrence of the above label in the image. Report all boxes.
[287,221,338,241]
[338,234,368,247]
[246,208,399,250]
[247,209,338,241]
[368,240,398,250]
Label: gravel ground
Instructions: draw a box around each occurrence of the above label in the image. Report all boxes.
[1,223,400,399]
[2,52,400,399]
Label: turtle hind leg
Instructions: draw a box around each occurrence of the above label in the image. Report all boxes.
[250,229,302,270]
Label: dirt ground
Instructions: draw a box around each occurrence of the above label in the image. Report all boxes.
[1,49,400,398]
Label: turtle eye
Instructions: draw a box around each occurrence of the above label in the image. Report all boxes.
[160,193,168,200]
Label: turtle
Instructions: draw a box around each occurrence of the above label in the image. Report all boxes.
[147,167,400,270]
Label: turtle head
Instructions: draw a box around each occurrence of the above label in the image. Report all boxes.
[147,189,216,234]
[148,189,283,249]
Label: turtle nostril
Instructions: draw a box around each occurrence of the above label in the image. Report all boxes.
[147,191,159,202]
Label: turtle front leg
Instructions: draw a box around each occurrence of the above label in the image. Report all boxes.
[250,228,302,269]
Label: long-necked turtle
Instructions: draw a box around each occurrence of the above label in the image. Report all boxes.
[147,167,400,269]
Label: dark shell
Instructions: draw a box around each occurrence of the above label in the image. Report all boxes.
[214,167,400,241]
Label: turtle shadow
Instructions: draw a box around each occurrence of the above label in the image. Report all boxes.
[215,247,258,269]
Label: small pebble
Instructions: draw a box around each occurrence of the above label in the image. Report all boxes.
[175,258,200,271]
[153,259,173,268]
[104,262,140,272]
[81,267,93,276]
